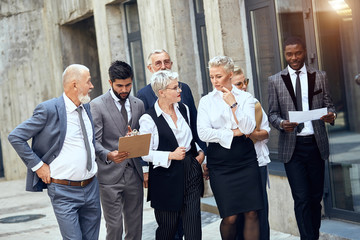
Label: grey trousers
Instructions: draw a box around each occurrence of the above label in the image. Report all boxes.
[47,176,101,240]
[99,166,143,240]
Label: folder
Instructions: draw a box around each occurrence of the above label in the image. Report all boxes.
[118,133,151,158]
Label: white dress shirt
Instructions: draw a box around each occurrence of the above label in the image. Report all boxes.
[32,93,97,180]
[253,98,271,167]
[288,65,314,136]
[109,89,132,121]
[139,101,193,168]
[197,86,256,149]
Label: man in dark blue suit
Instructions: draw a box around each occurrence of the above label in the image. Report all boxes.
[137,49,206,239]
[8,64,101,240]
[137,49,206,153]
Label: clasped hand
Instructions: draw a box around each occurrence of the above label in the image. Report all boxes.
[169,147,186,160]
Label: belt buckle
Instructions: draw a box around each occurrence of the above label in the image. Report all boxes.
[81,180,86,187]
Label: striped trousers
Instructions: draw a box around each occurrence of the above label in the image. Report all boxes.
[154,155,203,240]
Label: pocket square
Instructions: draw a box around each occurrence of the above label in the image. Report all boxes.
[313,89,322,95]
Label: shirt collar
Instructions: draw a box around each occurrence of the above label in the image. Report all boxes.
[154,100,179,117]
[288,64,307,76]
[63,92,80,113]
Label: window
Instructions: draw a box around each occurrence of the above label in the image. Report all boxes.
[124,1,146,93]
[193,0,211,95]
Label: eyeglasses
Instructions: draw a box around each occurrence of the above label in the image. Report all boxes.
[166,83,182,93]
[234,78,249,88]
[154,59,172,68]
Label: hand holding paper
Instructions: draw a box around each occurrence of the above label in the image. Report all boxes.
[289,107,328,123]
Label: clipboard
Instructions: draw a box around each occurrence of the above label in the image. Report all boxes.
[118,133,151,158]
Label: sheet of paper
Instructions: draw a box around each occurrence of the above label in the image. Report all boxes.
[289,107,328,123]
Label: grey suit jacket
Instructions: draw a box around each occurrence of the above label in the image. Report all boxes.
[268,66,335,163]
[8,96,95,192]
[90,91,145,185]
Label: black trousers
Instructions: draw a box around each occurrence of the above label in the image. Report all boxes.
[285,136,325,240]
[154,156,202,240]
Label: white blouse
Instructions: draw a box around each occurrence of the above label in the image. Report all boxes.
[139,101,193,168]
[253,98,271,167]
[197,86,256,149]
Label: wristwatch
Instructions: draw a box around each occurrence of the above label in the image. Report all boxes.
[230,102,238,108]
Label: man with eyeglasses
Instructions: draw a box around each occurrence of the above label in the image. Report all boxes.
[137,49,206,240]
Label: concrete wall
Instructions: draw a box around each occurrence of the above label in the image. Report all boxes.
[0,0,60,180]
[268,174,299,236]
[0,0,97,180]
[137,0,203,104]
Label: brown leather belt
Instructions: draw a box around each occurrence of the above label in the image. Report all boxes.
[51,176,94,187]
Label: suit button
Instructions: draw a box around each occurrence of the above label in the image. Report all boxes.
[53,155,56,158]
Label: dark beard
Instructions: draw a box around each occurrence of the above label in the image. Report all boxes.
[113,89,130,101]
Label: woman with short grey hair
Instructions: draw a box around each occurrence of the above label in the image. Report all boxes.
[150,71,179,97]
[140,70,203,240]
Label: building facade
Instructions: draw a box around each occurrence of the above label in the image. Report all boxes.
[0,0,359,235]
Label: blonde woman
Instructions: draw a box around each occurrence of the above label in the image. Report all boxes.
[198,56,262,240]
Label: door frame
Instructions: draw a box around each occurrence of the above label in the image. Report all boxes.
[245,0,360,223]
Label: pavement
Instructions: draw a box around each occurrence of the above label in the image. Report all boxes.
[0,178,302,240]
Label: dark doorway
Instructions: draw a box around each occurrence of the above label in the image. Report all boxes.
[60,16,102,99]
[0,138,4,178]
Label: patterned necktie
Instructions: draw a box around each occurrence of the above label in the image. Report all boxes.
[119,99,128,124]
[295,71,304,133]
[76,106,92,171]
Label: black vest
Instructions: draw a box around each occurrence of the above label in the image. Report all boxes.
[147,103,196,211]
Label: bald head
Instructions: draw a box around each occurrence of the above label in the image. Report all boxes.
[62,64,93,106]
[62,64,90,87]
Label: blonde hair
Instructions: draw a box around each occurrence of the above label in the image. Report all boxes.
[233,66,244,76]
[208,56,234,73]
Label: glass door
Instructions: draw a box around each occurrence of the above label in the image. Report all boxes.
[311,0,360,222]
[245,0,360,222]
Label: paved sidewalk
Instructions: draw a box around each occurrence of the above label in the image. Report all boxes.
[0,179,299,240]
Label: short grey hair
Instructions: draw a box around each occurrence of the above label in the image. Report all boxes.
[151,70,179,97]
[147,49,170,66]
[208,56,234,73]
[62,64,89,85]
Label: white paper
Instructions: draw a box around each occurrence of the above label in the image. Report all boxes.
[289,107,328,123]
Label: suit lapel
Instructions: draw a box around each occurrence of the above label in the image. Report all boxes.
[56,96,67,151]
[103,91,128,135]
[307,70,316,110]
[281,72,297,108]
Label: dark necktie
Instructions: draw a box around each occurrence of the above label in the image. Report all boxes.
[76,107,92,171]
[295,71,304,133]
[119,99,128,124]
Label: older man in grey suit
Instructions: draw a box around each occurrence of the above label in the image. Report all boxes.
[8,64,101,240]
[90,60,145,240]
[268,36,336,240]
